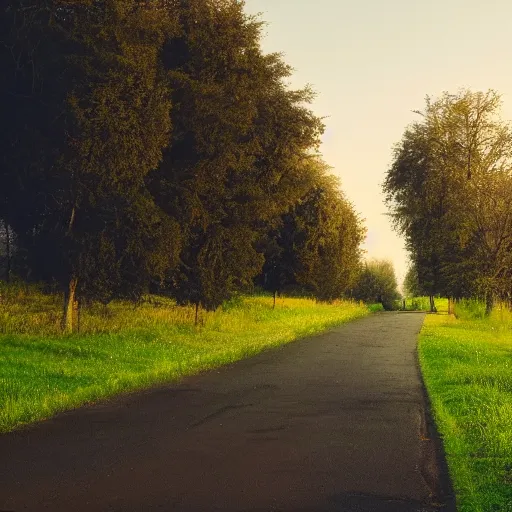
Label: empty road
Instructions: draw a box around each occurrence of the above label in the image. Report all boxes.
[0,312,455,511]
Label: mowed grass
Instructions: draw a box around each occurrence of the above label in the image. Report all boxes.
[419,304,512,511]
[0,286,369,433]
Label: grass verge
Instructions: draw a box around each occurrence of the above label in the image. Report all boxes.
[419,311,512,511]
[0,291,368,433]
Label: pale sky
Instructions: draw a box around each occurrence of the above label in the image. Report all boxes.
[244,0,512,289]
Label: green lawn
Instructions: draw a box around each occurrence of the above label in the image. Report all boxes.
[419,307,512,511]
[0,288,368,433]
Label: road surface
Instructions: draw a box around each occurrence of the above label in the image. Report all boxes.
[0,312,455,511]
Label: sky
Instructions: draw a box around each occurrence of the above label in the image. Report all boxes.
[244,0,512,289]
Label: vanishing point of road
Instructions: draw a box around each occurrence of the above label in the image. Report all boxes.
[0,312,455,511]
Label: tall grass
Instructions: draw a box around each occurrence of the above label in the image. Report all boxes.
[396,296,449,312]
[454,298,512,325]
[0,284,369,433]
[401,296,433,311]
[419,300,512,511]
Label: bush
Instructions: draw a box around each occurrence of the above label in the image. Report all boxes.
[352,259,400,309]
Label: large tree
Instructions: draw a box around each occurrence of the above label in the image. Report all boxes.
[1,1,180,330]
[384,89,512,312]
[151,0,324,311]
[1,0,362,326]
[259,161,365,302]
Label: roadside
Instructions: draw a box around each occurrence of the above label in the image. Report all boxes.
[0,293,368,433]
[419,310,512,511]
[0,312,454,511]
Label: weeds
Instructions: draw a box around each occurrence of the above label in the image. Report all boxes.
[0,285,369,433]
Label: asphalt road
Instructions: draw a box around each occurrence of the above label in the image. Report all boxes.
[0,312,455,512]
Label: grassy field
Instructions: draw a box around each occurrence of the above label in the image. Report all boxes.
[399,296,447,311]
[0,284,369,433]
[419,302,512,511]
[402,296,432,311]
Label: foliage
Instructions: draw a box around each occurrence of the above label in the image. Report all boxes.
[0,0,181,330]
[419,310,512,511]
[258,162,365,301]
[351,259,400,310]
[0,284,368,432]
[400,296,432,311]
[384,90,512,309]
[403,265,423,297]
[0,0,363,325]
[453,298,488,321]
[148,0,326,310]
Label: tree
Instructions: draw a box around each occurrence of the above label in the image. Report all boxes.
[293,174,365,301]
[1,0,362,327]
[384,89,512,312]
[352,259,400,310]
[258,161,365,302]
[151,0,324,311]
[1,1,181,331]
[403,265,422,298]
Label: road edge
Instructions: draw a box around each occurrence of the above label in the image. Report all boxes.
[415,318,457,511]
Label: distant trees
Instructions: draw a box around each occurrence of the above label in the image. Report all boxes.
[384,89,512,313]
[351,259,400,310]
[258,160,365,301]
[0,0,365,330]
[403,265,422,298]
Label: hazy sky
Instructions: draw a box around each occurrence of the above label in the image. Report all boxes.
[244,0,512,288]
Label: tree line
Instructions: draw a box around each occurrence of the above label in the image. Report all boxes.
[385,89,512,313]
[0,0,366,331]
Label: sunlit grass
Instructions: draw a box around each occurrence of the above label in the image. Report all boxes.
[403,296,432,311]
[400,296,449,312]
[367,303,384,312]
[454,298,512,326]
[0,285,369,433]
[419,306,512,511]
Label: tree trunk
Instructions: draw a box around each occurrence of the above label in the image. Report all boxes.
[62,277,78,334]
[485,293,494,316]
[4,219,10,282]
[75,299,81,333]
[429,295,436,313]
[194,302,199,326]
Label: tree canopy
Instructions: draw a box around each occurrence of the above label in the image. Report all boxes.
[351,259,400,310]
[384,89,512,312]
[1,0,366,330]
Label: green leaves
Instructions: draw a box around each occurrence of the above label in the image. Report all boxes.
[384,89,512,303]
[259,160,365,301]
[351,259,400,310]
[1,0,364,319]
